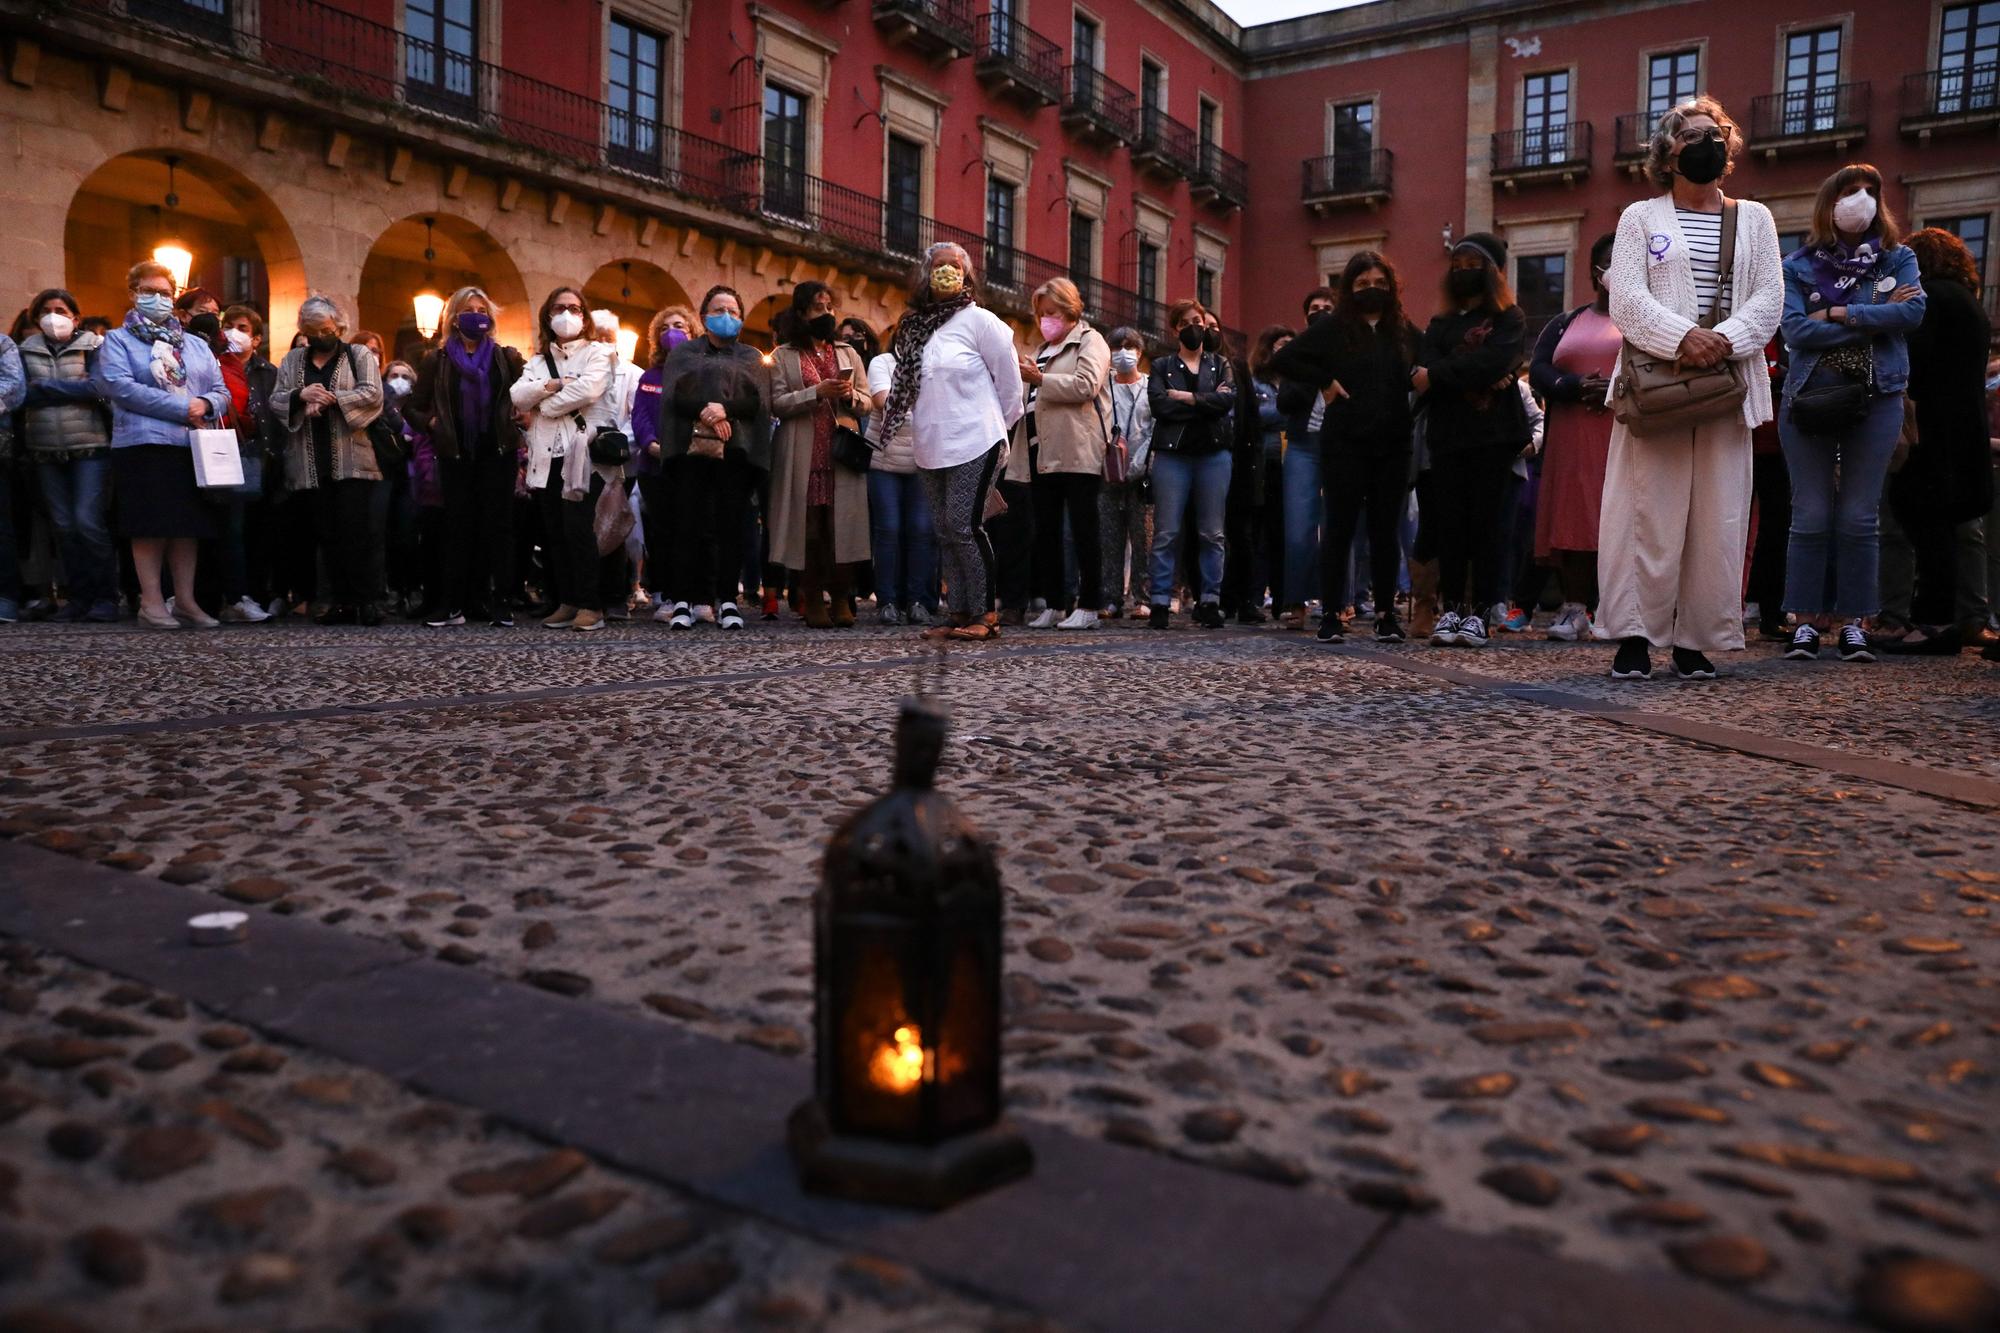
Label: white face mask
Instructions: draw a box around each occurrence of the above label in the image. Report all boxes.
[1111,350,1140,374]
[386,376,413,397]
[550,311,584,340]
[38,312,75,342]
[1832,189,1878,235]
[224,328,253,355]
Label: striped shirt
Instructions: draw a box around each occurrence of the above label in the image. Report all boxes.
[1676,209,1728,321]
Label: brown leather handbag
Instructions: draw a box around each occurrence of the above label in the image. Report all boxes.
[1610,199,1750,433]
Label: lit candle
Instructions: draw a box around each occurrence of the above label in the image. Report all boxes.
[868,1024,928,1093]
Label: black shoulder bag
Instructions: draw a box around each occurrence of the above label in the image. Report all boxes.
[542,350,632,467]
[344,344,405,474]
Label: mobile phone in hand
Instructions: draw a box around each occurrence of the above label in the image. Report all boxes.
[837,367,854,383]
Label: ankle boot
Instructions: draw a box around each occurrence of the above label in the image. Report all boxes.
[1408,559,1440,639]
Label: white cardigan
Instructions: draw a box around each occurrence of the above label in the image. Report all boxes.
[1606,193,1784,428]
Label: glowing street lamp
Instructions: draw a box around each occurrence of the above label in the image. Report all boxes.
[412,217,444,340]
[152,243,194,294]
[615,324,639,365]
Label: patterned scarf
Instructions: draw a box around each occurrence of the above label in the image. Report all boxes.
[878,293,974,444]
[1804,237,1881,311]
[123,308,186,388]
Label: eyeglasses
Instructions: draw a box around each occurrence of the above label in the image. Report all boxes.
[552,303,584,314]
[1674,127,1726,146]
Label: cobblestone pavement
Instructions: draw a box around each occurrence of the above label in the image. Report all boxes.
[2,617,1997,1326]
[0,941,1052,1332]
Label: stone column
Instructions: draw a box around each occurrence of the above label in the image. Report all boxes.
[1464,23,1498,236]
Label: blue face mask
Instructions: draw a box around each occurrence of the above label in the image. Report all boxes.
[134,292,174,323]
[704,311,743,340]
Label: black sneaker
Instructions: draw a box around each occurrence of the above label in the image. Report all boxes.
[1374,613,1405,643]
[1785,625,1821,660]
[1671,646,1717,680]
[1610,636,1653,680]
[1194,601,1226,630]
[490,611,515,628]
[1316,615,1346,643]
[1236,605,1268,625]
[1837,623,1874,662]
[357,603,383,627]
[1149,604,1171,630]
[425,610,466,628]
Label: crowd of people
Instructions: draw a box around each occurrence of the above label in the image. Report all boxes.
[1,96,1996,673]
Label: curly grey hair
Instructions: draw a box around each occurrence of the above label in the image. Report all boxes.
[296,294,347,334]
[1644,95,1743,192]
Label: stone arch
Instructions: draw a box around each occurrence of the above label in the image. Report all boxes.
[63,148,307,335]
[742,292,789,352]
[583,259,693,366]
[358,214,533,365]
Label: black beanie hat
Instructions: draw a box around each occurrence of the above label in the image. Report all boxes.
[1454,232,1508,270]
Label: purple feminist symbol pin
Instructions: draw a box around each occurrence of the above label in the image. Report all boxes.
[1647,233,1671,260]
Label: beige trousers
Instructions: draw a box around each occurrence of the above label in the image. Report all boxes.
[1597,415,1753,653]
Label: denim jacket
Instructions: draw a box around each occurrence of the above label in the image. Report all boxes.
[1779,243,1924,401]
[92,322,230,449]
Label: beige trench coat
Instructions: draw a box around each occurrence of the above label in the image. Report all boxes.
[1005,320,1111,482]
[769,342,872,569]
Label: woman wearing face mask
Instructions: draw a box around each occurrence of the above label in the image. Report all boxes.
[405,286,524,628]
[653,285,770,632]
[1273,251,1422,644]
[377,357,427,618]
[1776,164,1925,664]
[510,285,614,632]
[268,296,388,626]
[1098,327,1154,618]
[1599,97,1783,680]
[1008,279,1110,630]
[770,281,871,628]
[18,289,118,623]
[882,243,1024,641]
[1147,299,1238,629]
[1527,233,1621,643]
[197,303,276,624]
[633,304,693,615]
[1410,235,1530,648]
[863,323,939,626]
[91,260,232,629]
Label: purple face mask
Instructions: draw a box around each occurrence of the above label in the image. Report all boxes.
[454,310,493,339]
[662,326,690,351]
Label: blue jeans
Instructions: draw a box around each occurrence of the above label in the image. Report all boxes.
[866,468,937,612]
[1779,389,1904,619]
[37,457,116,605]
[1280,437,1322,606]
[1150,449,1231,605]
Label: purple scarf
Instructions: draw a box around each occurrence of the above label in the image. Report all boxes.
[1803,237,1881,310]
[445,333,495,443]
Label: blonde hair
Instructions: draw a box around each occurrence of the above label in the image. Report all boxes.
[1032,277,1085,322]
[1805,164,1902,250]
[127,260,174,290]
[441,285,498,334]
[1644,96,1743,193]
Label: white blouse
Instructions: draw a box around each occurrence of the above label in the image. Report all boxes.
[910,306,1026,471]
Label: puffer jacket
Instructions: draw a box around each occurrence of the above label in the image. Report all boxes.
[20,332,111,460]
[268,342,386,487]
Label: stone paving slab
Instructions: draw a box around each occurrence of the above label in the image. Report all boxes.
[2,621,1996,1329]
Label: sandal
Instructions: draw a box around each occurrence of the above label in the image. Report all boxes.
[948,622,1000,641]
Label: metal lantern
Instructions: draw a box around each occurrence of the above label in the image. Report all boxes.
[788,696,1032,1208]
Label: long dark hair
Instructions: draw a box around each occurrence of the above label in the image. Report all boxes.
[1439,251,1514,315]
[1331,251,1410,348]
[779,280,833,351]
[28,288,81,324]
[535,285,586,352]
[1248,325,1295,382]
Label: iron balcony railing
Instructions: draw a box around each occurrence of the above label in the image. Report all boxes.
[1614,111,1658,159]
[1901,65,2000,126]
[1749,81,1870,141]
[1134,106,1199,177]
[1060,64,1139,142]
[871,0,976,57]
[1301,149,1393,203]
[1492,121,1592,173]
[974,12,1063,105]
[1194,141,1248,207]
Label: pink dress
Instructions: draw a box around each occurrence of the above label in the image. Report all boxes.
[1534,306,1621,558]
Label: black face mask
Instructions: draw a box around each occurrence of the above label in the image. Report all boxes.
[1349,287,1391,315]
[1447,269,1488,302]
[1307,308,1334,325]
[307,334,341,354]
[185,312,221,342]
[1675,137,1727,185]
[1202,329,1221,353]
[808,313,839,342]
[1178,324,1206,352]
[844,337,869,357]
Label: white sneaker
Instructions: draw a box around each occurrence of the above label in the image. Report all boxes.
[692,603,716,624]
[1026,607,1060,629]
[234,595,271,623]
[1056,608,1099,631]
[1430,611,1462,646]
[1548,604,1591,642]
[651,600,678,624]
[1456,613,1489,647]
[718,601,745,631]
[667,602,694,631]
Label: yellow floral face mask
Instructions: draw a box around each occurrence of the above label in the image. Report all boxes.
[929,264,965,296]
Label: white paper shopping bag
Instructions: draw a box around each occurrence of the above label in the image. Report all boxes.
[190,428,245,489]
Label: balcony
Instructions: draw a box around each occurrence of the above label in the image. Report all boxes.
[1614,111,1657,164]
[1490,121,1592,188]
[1192,142,1248,210]
[871,0,976,62]
[1748,82,1870,155]
[974,13,1062,108]
[1133,107,1199,180]
[1060,65,1138,145]
[1901,65,2000,138]
[1301,149,1392,212]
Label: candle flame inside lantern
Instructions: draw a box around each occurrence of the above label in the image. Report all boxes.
[869,1024,928,1093]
